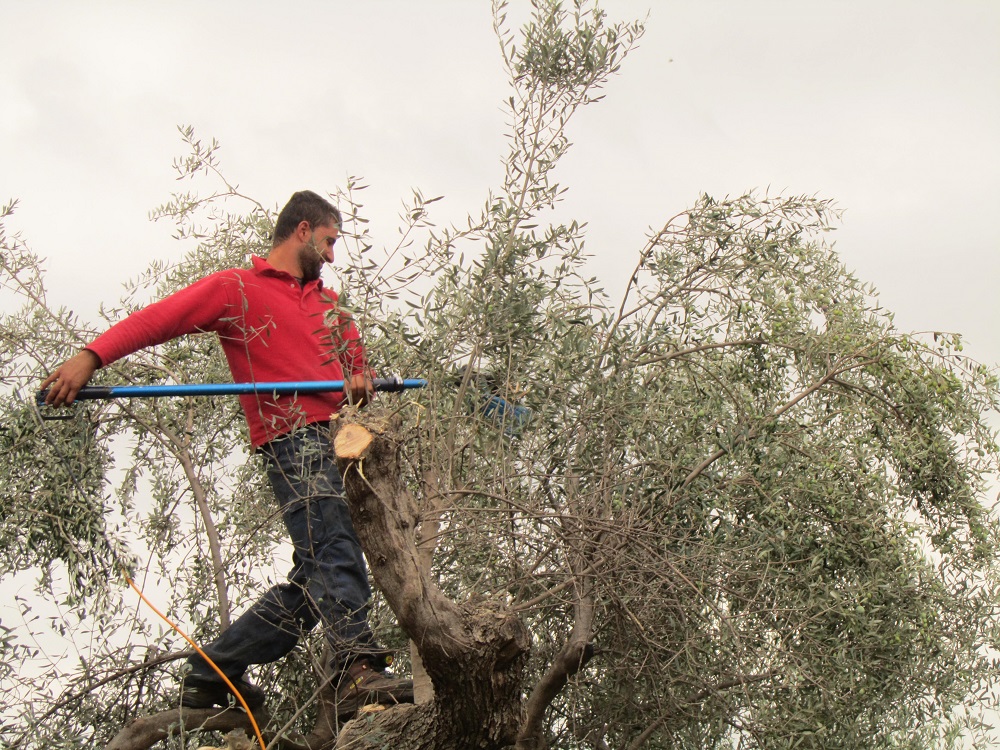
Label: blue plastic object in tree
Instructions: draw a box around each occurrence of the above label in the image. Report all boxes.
[479,394,532,438]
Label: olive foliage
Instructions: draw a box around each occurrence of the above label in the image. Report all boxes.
[2,2,1000,748]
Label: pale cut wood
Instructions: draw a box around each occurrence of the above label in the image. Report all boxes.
[334,424,374,459]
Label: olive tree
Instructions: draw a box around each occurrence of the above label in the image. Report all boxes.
[3,2,1000,749]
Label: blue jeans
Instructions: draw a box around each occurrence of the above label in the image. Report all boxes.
[187,423,384,681]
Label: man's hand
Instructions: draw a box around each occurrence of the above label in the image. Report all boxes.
[40,350,100,406]
[344,373,375,407]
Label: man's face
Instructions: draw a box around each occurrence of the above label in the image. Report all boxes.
[299,222,339,282]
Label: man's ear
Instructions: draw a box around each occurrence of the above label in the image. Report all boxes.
[295,220,312,241]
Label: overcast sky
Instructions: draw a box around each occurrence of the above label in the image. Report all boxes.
[2,1,998,367]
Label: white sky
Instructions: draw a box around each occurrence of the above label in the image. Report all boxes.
[1,0,998,364]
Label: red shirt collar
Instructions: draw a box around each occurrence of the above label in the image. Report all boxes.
[250,255,325,291]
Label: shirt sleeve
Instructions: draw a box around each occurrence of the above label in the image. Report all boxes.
[86,271,237,367]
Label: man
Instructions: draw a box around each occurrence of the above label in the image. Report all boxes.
[41,190,411,717]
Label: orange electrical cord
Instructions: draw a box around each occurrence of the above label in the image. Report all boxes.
[125,574,267,750]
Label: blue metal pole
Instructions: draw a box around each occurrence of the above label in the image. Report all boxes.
[37,377,427,404]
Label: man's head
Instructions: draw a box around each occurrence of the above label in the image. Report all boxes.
[272,190,342,247]
[271,191,343,282]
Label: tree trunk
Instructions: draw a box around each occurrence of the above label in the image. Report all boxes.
[333,418,531,749]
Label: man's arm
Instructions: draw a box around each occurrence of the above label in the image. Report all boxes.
[40,271,234,407]
[40,349,101,406]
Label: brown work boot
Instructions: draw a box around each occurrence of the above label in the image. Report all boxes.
[335,659,414,719]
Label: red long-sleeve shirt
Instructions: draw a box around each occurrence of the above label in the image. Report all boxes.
[86,256,367,448]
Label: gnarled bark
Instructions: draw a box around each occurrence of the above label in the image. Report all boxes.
[103,697,343,750]
[103,667,351,749]
[333,419,532,749]
[105,708,268,750]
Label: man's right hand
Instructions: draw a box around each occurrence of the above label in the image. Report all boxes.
[40,350,100,406]
[344,373,375,408]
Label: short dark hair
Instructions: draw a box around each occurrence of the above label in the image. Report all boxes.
[272,190,342,246]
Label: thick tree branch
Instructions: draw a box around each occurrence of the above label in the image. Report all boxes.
[410,466,451,704]
[517,576,596,750]
[105,708,279,750]
[117,403,232,627]
[176,427,232,628]
[333,420,466,667]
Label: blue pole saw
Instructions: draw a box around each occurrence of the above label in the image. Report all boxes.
[36,377,427,405]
